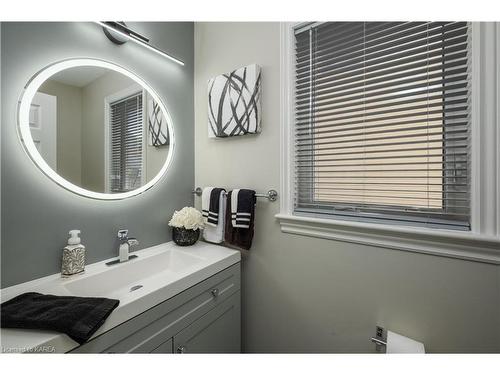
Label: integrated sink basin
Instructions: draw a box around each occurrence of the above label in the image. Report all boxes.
[64,247,205,298]
[0,241,240,353]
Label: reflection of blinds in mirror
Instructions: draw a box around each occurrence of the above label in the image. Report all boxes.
[294,22,471,230]
[110,92,143,193]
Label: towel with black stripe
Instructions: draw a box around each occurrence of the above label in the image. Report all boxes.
[230,189,256,229]
[202,187,225,227]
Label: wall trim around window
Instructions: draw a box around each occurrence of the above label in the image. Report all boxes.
[276,213,500,264]
[277,22,500,264]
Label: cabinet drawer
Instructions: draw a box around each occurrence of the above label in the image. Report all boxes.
[71,262,240,353]
[173,291,240,354]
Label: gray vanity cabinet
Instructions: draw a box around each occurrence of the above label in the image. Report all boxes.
[71,263,240,354]
[173,292,240,353]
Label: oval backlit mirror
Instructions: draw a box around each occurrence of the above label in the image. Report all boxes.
[18,59,175,200]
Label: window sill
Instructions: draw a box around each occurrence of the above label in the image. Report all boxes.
[275,213,500,264]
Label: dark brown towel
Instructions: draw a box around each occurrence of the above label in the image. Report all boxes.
[225,190,256,250]
[1,292,119,344]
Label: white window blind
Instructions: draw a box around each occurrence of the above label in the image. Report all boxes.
[294,22,471,230]
[109,92,144,193]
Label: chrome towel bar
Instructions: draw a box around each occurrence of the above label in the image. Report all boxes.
[192,187,278,202]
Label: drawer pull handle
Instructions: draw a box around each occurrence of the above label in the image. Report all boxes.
[177,345,186,354]
[211,288,219,298]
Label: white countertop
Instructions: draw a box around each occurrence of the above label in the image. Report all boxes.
[0,241,240,353]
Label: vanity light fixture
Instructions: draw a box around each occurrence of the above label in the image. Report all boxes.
[95,21,185,66]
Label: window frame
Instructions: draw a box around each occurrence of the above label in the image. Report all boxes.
[104,84,147,194]
[294,22,469,230]
[277,22,500,264]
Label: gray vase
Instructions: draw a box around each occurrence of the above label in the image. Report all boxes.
[172,227,200,246]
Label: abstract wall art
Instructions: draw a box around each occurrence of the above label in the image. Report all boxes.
[148,96,170,146]
[208,64,262,138]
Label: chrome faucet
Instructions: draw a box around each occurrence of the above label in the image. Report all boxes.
[118,229,139,262]
[106,229,139,266]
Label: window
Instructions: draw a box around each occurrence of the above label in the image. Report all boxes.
[293,22,471,231]
[108,91,144,193]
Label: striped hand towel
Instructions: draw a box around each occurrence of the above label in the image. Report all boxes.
[230,189,256,229]
[203,191,226,243]
[202,187,225,227]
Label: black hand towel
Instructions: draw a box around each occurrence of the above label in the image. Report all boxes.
[202,187,226,226]
[230,189,256,229]
[209,188,225,226]
[1,292,119,344]
[225,189,256,250]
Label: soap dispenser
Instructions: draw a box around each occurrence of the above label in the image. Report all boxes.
[61,230,86,277]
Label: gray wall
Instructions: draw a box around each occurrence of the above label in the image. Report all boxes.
[194,22,500,353]
[39,79,83,185]
[1,22,194,287]
[146,143,168,183]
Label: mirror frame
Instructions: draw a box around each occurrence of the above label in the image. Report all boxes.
[17,58,175,200]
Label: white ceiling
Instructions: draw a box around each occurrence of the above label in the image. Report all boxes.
[49,66,108,87]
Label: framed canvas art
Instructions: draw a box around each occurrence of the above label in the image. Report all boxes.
[148,95,170,146]
[208,64,262,138]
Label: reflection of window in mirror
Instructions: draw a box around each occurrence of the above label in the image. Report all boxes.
[25,61,172,198]
[104,86,146,193]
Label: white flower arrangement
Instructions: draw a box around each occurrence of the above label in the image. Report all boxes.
[168,207,205,230]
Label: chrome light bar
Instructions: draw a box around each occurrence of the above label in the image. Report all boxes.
[95,21,185,66]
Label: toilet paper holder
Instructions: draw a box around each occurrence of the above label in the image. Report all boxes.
[370,325,426,353]
[370,326,387,352]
